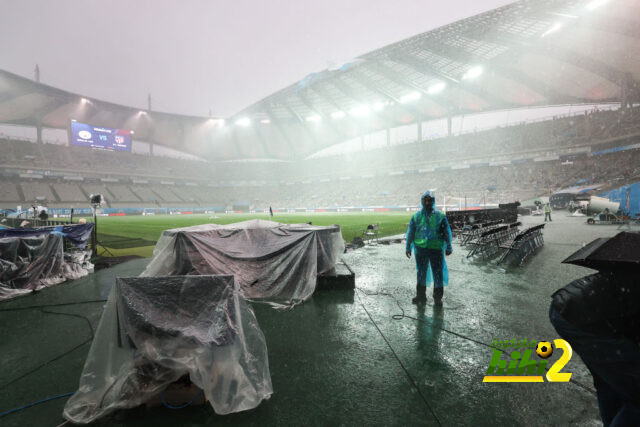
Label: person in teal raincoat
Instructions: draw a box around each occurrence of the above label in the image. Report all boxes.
[405,191,453,305]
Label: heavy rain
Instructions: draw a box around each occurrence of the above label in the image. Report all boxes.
[0,0,639,425]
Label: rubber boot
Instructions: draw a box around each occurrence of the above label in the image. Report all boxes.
[412,285,427,304]
[433,286,443,306]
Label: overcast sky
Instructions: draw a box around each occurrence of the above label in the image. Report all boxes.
[1,0,514,118]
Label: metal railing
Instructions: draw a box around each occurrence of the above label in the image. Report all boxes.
[1,216,72,228]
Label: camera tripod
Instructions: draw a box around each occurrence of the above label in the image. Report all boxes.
[91,204,114,257]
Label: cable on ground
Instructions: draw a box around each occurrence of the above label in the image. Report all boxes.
[0,392,74,418]
[355,290,443,426]
[0,304,97,391]
[0,299,107,312]
[161,389,204,410]
[355,287,596,396]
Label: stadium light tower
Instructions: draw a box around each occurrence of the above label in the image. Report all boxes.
[331,111,346,119]
[305,115,321,123]
[260,119,271,124]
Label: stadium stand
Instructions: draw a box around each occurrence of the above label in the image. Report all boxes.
[171,186,203,204]
[20,181,56,203]
[52,183,87,202]
[1,107,640,210]
[148,185,184,203]
[81,184,110,201]
[107,185,141,203]
[130,186,160,204]
[0,182,21,208]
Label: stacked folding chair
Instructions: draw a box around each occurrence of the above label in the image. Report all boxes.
[458,220,504,246]
[497,224,545,266]
[466,222,521,259]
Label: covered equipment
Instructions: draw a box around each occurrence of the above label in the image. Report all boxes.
[141,220,345,307]
[0,224,94,301]
[63,275,272,424]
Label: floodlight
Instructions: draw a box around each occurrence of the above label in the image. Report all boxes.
[90,194,105,206]
[331,111,346,119]
[372,101,386,111]
[541,22,563,37]
[349,105,371,117]
[260,119,271,124]
[428,82,446,94]
[462,66,483,80]
[138,110,147,116]
[305,115,321,123]
[235,117,251,127]
[548,12,578,19]
[400,92,421,103]
[81,98,90,104]
[218,119,226,128]
[586,0,610,11]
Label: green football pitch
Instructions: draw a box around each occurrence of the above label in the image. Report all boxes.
[91,212,412,257]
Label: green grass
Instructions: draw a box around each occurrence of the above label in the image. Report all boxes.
[90,212,411,257]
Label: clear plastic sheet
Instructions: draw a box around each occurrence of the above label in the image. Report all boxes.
[0,233,93,301]
[63,275,272,424]
[141,219,345,307]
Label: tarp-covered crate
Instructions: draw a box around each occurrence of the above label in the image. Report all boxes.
[0,223,94,301]
[64,275,272,424]
[141,220,345,307]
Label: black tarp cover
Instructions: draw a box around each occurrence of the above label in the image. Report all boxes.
[63,275,272,424]
[0,223,94,248]
[562,231,640,271]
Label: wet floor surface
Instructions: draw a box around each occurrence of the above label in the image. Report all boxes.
[0,214,632,425]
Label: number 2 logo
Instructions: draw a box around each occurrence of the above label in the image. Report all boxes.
[546,339,573,382]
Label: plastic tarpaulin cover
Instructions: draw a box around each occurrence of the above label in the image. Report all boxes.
[141,220,345,307]
[0,233,93,301]
[63,275,272,424]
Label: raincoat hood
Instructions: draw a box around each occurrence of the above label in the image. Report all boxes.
[421,191,435,210]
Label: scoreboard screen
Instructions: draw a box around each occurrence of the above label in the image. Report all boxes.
[70,121,132,152]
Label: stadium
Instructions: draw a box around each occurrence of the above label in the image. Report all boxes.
[1,0,640,425]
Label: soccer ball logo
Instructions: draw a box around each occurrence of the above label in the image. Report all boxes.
[536,341,553,359]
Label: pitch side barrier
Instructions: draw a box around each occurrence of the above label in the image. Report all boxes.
[42,207,226,217]
[41,205,425,217]
[35,204,519,218]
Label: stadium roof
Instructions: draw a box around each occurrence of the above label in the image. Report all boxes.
[1,0,639,161]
